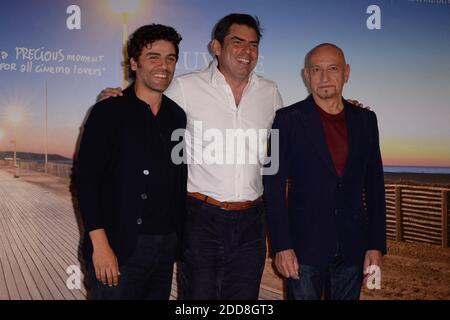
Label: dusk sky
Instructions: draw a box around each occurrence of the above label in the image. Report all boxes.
[0,0,449,167]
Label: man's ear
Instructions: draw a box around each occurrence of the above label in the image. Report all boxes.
[344,64,350,83]
[303,68,310,83]
[210,39,222,56]
[130,57,138,71]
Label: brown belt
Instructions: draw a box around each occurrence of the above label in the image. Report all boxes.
[187,192,262,211]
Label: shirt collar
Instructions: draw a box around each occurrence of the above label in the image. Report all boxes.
[123,83,167,115]
[208,58,259,88]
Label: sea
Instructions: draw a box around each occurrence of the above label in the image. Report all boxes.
[383,166,450,174]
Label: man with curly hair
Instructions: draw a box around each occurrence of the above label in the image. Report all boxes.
[75,24,186,300]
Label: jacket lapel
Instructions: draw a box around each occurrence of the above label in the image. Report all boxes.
[299,95,337,177]
[341,99,361,178]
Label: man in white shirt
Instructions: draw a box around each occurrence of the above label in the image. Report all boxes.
[101,13,282,299]
[167,14,283,300]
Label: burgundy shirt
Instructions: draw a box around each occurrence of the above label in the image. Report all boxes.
[316,105,349,177]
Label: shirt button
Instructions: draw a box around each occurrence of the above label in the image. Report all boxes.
[143,170,149,175]
[137,218,142,225]
[141,193,148,200]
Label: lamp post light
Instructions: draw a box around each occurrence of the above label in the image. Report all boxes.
[107,0,141,88]
[0,129,4,156]
[0,129,3,167]
[44,81,48,174]
[9,110,21,178]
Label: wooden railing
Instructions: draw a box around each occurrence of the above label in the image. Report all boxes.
[385,183,449,248]
[0,160,72,179]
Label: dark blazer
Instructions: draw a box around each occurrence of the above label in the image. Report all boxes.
[264,95,386,268]
[75,85,187,265]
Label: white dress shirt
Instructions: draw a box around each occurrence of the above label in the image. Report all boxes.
[165,60,283,202]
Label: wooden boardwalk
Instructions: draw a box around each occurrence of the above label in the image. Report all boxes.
[0,168,283,300]
[0,169,87,299]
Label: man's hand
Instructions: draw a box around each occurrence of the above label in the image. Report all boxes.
[363,249,382,284]
[98,87,123,102]
[89,229,120,287]
[275,249,300,279]
[347,99,370,110]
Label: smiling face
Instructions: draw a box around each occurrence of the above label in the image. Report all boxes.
[304,45,350,101]
[130,40,177,93]
[211,24,259,83]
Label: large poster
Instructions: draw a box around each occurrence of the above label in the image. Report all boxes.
[0,0,449,303]
[1,0,449,172]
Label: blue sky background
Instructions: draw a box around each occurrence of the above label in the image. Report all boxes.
[0,0,449,166]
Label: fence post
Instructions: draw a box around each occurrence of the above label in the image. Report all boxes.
[395,186,403,242]
[442,190,448,248]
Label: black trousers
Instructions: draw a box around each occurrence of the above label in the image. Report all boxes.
[87,232,177,300]
[180,196,266,300]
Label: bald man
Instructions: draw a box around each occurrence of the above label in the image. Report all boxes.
[264,43,386,300]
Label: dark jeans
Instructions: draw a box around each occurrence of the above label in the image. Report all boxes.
[180,196,266,300]
[286,254,363,300]
[87,232,177,300]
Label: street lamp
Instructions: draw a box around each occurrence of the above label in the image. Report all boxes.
[0,129,3,166]
[107,0,141,88]
[9,110,21,177]
[0,128,4,152]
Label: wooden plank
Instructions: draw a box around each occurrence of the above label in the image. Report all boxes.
[0,171,86,300]
[0,179,48,300]
[1,202,48,300]
[0,257,9,299]
[402,202,441,212]
[402,207,441,217]
[8,183,83,262]
[402,222,442,236]
[403,237,440,245]
[402,194,442,201]
[402,210,442,222]
[8,188,80,263]
[0,191,20,299]
[442,190,448,248]
[0,185,40,300]
[390,184,449,192]
[8,190,86,299]
[403,217,443,228]
[402,198,442,206]
[402,230,442,242]
[401,189,443,196]
[0,215,31,299]
[395,186,403,242]
[8,213,67,299]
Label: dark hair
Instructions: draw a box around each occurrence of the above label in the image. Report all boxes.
[126,24,182,81]
[212,13,262,45]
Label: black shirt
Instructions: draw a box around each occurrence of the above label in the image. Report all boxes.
[126,86,182,235]
[76,83,187,264]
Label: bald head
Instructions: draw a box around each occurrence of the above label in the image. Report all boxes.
[303,43,350,103]
[305,43,346,68]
